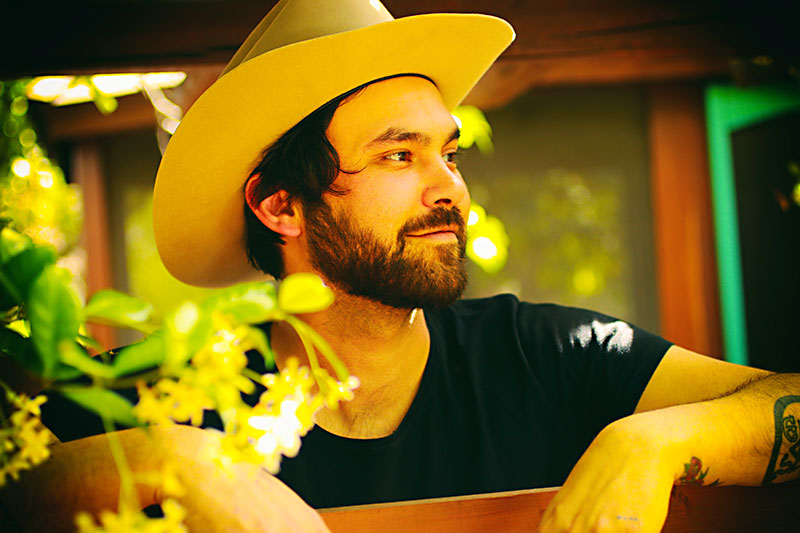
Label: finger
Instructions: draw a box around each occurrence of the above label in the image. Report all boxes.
[539,498,577,532]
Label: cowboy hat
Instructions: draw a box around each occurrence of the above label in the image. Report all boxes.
[153,0,515,287]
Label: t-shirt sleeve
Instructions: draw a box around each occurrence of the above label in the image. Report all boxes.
[515,302,672,473]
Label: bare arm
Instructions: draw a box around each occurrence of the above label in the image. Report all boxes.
[540,346,799,532]
[0,425,330,532]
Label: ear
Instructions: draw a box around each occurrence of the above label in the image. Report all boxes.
[245,175,302,238]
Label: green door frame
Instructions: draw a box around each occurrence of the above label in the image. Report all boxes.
[705,84,800,365]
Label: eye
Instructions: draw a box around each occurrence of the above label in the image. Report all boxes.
[385,151,411,162]
[443,150,460,165]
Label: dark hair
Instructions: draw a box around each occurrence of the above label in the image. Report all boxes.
[243,74,433,279]
[243,89,357,279]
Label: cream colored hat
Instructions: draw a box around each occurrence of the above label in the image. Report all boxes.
[153,0,515,287]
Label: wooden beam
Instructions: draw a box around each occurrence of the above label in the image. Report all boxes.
[3,1,797,98]
[34,95,155,142]
[464,54,730,109]
[647,84,723,358]
[0,2,272,77]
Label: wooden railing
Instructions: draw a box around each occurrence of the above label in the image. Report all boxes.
[320,482,800,532]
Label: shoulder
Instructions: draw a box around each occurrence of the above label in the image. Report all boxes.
[429,295,670,362]
[426,294,610,352]
[433,294,626,338]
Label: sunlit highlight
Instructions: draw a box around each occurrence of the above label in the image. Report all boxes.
[11,158,30,178]
[26,77,72,100]
[472,236,498,260]
[38,172,54,189]
[466,201,508,274]
[26,72,187,106]
[53,85,92,106]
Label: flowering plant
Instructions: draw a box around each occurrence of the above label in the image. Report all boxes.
[0,226,355,531]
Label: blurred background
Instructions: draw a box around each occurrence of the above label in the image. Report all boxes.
[1,0,797,371]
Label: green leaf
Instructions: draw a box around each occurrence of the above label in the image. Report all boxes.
[277,273,334,314]
[203,281,279,324]
[58,340,115,379]
[112,333,166,377]
[163,301,213,368]
[0,227,32,263]
[0,246,57,309]
[59,386,138,427]
[241,325,274,369]
[76,333,104,352]
[28,266,82,379]
[49,362,84,382]
[85,289,159,334]
[0,326,39,374]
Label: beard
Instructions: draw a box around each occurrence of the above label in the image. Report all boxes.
[304,201,468,309]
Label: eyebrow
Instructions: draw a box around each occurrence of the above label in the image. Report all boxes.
[366,126,460,148]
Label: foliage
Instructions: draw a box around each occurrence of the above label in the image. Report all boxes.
[452,105,509,275]
[465,203,509,274]
[0,227,355,530]
[0,80,82,255]
[0,82,502,531]
[453,105,494,155]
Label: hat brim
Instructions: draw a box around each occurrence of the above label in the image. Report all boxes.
[153,13,514,287]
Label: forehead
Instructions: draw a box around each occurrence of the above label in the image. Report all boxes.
[326,76,457,152]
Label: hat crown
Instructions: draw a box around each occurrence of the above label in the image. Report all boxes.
[222,0,394,76]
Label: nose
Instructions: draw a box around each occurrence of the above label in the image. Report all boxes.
[421,158,468,208]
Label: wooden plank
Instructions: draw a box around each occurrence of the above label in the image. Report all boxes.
[647,84,723,357]
[320,488,556,533]
[320,482,800,532]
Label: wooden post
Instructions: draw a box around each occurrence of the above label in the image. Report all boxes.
[71,141,117,351]
[647,84,723,358]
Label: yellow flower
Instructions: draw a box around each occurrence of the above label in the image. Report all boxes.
[312,367,360,409]
[159,498,187,533]
[16,418,52,464]
[1,391,53,487]
[74,501,187,533]
[161,462,185,498]
[259,357,315,413]
[158,377,214,426]
[132,382,174,426]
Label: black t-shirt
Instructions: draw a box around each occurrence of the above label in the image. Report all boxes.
[276,294,672,508]
[40,294,671,509]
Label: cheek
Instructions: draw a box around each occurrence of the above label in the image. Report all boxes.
[353,179,420,214]
[459,186,472,213]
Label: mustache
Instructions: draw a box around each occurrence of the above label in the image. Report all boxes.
[398,207,467,241]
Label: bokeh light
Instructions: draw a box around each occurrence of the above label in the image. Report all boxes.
[11,158,30,177]
[471,237,498,260]
[1,81,83,258]
[466,201,509,274]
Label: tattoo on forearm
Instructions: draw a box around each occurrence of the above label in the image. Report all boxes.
[678,456,721,486]
[762,395,800,485]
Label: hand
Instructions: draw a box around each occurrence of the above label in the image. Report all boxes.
[539,416,677,532]
[160,425,330,533]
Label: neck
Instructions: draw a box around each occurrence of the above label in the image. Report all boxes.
[270,288,430,439]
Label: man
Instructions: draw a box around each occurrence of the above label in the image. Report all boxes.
[148,0,800,529]
[6,0,797,531]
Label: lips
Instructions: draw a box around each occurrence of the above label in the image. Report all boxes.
[406,226,459,238]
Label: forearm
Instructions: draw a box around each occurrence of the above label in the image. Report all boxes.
[612,372,800,487]
[0,426,173,532]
